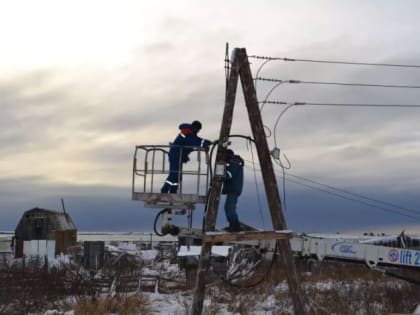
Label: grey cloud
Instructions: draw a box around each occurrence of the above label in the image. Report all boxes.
[1,174,418,232]
[77,143,133,167]
[254,40,420,154]
[0,70,83,154]
[143,41,175,55]
[87,69,223,137]
[2,11,420,234]
[328,144,382,160]
[375,133,420,147]
[159,16,192,32]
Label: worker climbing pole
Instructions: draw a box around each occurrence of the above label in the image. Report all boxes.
[190,48,307,314]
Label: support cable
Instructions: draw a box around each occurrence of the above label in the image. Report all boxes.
[277,171,420,221]
[221,134,267,228]
[243,161,420,220]
[256,77,420,89]
[248,138,266,229]
[264,99,420,212]
[262,101,420,108]
[248,55,420,68]
[273,155,291,212]
[284,172,420,216]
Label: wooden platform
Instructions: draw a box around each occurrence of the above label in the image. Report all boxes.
[132,192,207,209]
[202,230,292,243]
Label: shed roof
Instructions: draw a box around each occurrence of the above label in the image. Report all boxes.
[22,207,77,231]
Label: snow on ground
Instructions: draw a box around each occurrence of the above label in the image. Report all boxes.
[140,249,159,262]
[178,245,232,257]
[146,292,192,314]
[5,233,419,315]
[26,277,420,314]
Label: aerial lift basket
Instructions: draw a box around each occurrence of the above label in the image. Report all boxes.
[132,145,211,209]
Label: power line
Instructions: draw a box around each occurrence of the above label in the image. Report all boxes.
[242,161,420,220]
[261,101,420,108]
[256,77,420,89]
[283,175,420,220]
[273,103,295,148]
[285,172,420,216]
[248,55,420,68]
[249,140,266,228]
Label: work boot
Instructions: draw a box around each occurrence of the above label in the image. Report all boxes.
[229,223,241,232]
[161,183,170,193]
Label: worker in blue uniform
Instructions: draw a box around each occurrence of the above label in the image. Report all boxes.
[161,120,211,194]
[222,149,244,232]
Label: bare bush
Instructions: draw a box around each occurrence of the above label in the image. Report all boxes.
[72,293,152,315]
[0,260,68,314]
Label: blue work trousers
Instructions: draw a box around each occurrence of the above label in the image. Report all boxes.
[224,193,240,226]
[161,158,182,193]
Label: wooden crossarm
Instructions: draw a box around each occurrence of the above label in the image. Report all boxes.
[202,230,292,243]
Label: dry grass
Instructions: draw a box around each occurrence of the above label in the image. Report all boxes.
[72,293,153,315]
[270,259,420,315]
[196,259,420,315]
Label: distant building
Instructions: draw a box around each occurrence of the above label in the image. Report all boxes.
[14,207,77,258]
[0,238,12,266]
[84,241,105,269]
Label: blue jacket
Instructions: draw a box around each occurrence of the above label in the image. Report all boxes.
[222,155,244,195]
[168,123,211,163]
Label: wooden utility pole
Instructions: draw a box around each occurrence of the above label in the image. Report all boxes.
[190,47,240,315]
[191,48,306,315]
[238,48,306,314]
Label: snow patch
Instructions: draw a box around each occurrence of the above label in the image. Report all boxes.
[177,245,232,257]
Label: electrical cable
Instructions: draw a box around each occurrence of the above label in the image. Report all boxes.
[249,138,266,228]
[263,99,420,152]
[248,55,420,68]
[273,103,296,148]
[263,99,420,213]
[252,54,420,217]
[202,140,220,232]
[243,160,420,220]
[254,58,272,95]
[258,82,281,138]
[228,134,255,143]
[204,133,279,289]
[284,172,420,216]
[263,101,420,108]
[254,60,287,140]
[273,159,289,212]
[258,82,285,142]
[153,208,170,236]
[260,81,286,112]
[277,172,420,221]
[204,135,254,232]
[256,77,420,89]
[265,100,420,192]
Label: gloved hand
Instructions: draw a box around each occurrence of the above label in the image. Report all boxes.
[222,140,231,148]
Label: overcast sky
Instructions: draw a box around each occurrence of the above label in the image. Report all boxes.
[1,0,420,234]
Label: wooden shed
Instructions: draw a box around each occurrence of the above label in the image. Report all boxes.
[15,207,77,257]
